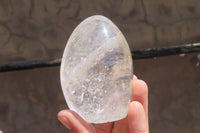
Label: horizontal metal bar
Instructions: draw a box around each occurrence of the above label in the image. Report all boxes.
[132,43,200,59]
[0,43,200,72]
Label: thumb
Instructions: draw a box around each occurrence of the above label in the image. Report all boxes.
[58,110,96,133]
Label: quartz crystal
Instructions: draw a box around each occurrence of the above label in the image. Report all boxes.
[60,15,133,123]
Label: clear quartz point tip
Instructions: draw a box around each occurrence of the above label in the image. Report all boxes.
[60,15,133,123]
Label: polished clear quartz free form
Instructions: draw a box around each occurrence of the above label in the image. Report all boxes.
[60,15,133,123]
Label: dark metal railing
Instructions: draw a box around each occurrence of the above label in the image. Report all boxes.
[0,43,200,72]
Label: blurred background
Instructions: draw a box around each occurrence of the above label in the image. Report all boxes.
[0,0,200,132]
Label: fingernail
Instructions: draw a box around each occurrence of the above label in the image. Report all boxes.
[133,75,138,79]
[59,116,72,130]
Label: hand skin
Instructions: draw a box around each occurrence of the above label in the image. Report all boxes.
[58,75,149,133]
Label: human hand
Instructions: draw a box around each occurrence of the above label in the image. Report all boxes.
[58,75,149,133]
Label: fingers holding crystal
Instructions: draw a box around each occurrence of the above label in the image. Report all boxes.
[128,101,147,133]
[131,77,148,115]
[58,110,96,133]
[131,76,149,132]
[95,122,113,133]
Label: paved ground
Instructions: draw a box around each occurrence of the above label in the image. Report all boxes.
[0,0,200,133]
